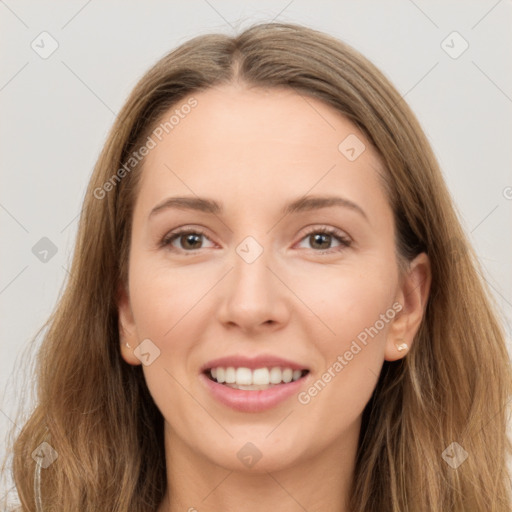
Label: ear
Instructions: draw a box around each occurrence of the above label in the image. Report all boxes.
[117,282,142,366]
[385,252,431,361]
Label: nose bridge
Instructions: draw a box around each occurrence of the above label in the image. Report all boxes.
[216,233,288,329]
[232,234,274,306]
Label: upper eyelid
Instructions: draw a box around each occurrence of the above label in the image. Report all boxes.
[301,225,350,238]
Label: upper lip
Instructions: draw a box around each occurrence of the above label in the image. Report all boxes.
[200,354,310,373]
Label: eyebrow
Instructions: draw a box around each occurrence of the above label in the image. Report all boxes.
[149,194,368,221]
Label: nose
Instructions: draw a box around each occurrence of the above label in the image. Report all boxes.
[215,241,290,334]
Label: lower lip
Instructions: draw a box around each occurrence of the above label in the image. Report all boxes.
[199,372,309,413]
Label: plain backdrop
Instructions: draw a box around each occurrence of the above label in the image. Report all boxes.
[1,0,511,500]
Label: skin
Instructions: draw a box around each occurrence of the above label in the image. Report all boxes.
[118,84,431,512]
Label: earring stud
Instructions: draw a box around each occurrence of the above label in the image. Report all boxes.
[395,341,408,352]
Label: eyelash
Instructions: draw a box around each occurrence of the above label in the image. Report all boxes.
[160,226,352,255]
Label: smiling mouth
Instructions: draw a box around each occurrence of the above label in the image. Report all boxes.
[203,367,310,391]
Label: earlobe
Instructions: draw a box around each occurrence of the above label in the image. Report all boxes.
[384,252,431,362]
[117,282,142,366]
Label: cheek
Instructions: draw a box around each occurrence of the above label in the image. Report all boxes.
[290,258,397,413]
[128,258,210,341]
[128,262,208,416]
[294,271,393,427]
[291,259,397,347]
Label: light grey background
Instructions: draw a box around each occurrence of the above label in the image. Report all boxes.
[1,0,511,501]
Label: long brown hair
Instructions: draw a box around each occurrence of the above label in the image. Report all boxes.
[5,22,511,511]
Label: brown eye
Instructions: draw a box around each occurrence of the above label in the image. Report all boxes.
[309,233,332,250]
[161,229,215,252]
[179,233,203,250]
[297,227,351,253]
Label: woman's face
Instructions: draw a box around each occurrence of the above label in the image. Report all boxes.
[119,84,428,473]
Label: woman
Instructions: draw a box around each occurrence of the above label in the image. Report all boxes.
[7,22,511,511]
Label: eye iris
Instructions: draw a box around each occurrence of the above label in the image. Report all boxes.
[310,233,331,250]
[182,233,202,250]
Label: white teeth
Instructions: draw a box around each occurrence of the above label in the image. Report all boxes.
[208,366,306,386]
[236,367,252,385]
[269,367,282,384]
[253,368,269,385]
[216,368,225,383]
[225,367,236,383]
[282,368,293,383]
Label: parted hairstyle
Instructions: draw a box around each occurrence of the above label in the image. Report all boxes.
[5,21,511,512]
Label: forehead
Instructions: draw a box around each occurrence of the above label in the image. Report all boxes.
[133,84,390,224]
